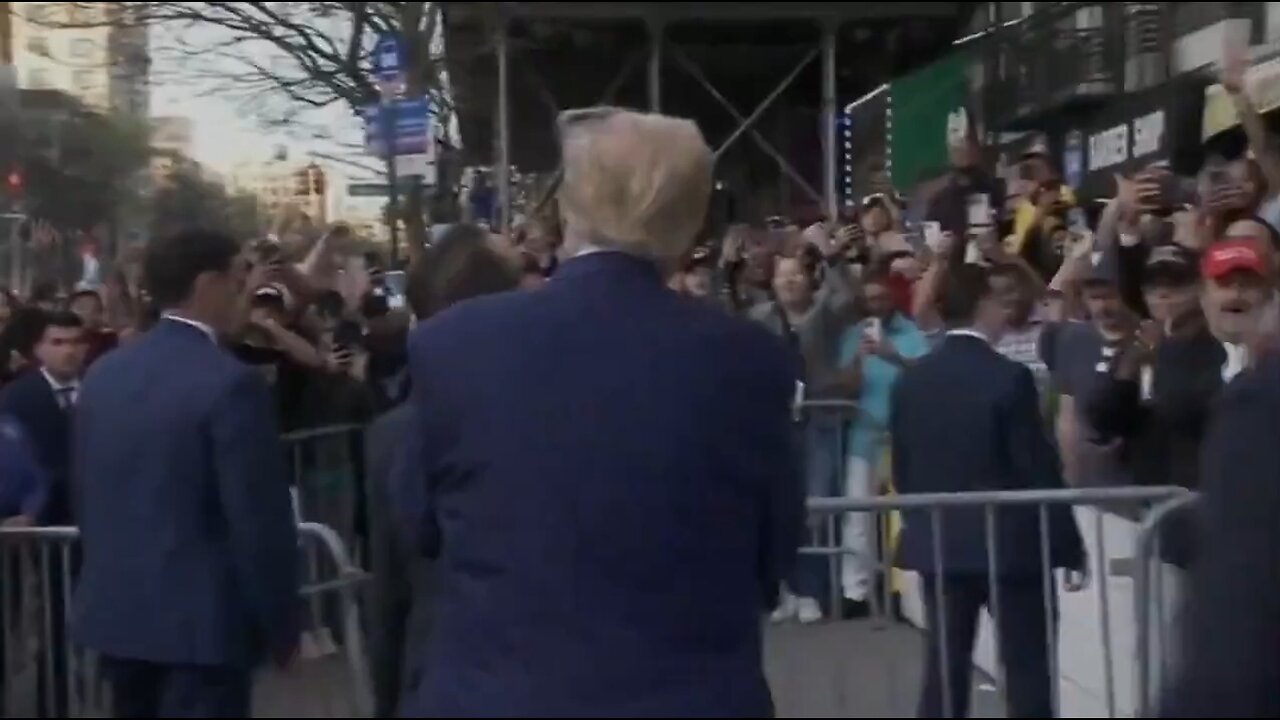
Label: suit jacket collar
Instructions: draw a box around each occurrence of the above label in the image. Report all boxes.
[551,250,663,286]
[941,330,998,357]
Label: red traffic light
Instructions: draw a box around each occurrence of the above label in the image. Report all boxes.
[6,170,21,190]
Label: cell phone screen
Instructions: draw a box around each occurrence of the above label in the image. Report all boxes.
[966,194,992,228]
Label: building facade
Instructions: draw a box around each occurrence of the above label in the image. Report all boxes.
[8,2,148,116]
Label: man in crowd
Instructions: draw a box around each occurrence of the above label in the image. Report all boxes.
[68,289,118,367]
[73,229,298,718]
[393,107,801,716]
[1158,235,1280,717]
[365,223,520,717]
[0,310,84,526]
[1042,248,1136,488]
[891,263,1086,718]
[837,269,928,615]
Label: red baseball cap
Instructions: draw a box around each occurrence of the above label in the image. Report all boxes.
[1201,239,1269,280]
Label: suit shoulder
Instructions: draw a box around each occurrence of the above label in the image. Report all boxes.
[408,289,526,351]
[1226,352,1280,402]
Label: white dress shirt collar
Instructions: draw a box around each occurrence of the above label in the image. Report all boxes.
[40,367,78,393]
[945,328,991,345]
[162,313,217,343]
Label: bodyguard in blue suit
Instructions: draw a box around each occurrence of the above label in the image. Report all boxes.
[0,415,47,524]
[890,264,1086,718]
[0,310,86,526]
[73,229,299,718]
[393,108,803,717]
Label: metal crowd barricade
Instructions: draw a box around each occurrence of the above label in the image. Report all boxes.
[799,485,1189,718]
[0,522,374,718]
[792,399,894,618]
[284,424,368,561]
[1131,492,1199,718]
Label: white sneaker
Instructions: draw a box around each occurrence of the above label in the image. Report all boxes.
[769,592,797,623]
[795,597,823,625]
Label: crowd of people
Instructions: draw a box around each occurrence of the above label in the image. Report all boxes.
[0,55,1277,720]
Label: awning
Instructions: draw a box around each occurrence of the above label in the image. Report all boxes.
[1203,55,1280,139]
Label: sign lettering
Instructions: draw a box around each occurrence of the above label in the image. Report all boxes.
[1088,124,1129,172]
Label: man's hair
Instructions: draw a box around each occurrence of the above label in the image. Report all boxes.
[405,223,519,321]
[557,107,713,260]
[938,264,994,327]
[144,229,242,309]
[32,309,84,344]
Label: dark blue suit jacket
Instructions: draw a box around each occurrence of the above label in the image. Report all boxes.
[394,251,802,717]
[0,368,73,524]
[1159,352,1280,717]
[890,333,1085,576]
[72,318,299,668]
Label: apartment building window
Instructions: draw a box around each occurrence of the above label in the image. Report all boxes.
[72,70,95,92]
[26,68,51,89]
[70,37,95,59]
[26,4,53,25]
[26,34,50,56]
[66,4,96,25]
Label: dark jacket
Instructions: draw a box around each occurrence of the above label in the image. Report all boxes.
[891,333,1085,576]
[1159,352,1280,717]
[72,319,299,667]
[0,368,73,524]
[364,405,434,717]
[1084,322,1224,567]
[393,251,802,717]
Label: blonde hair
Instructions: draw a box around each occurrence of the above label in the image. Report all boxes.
[557,107,713,260]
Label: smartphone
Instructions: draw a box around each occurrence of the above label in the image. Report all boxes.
[966,193,993,229]
[865,317,882,343]
[922,221,943,251]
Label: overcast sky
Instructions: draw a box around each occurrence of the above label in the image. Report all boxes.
[148,21,368,176]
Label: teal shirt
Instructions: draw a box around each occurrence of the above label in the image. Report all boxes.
[839,314,930,460]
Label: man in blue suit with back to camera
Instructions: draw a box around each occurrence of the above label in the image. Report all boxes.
[394,107,803,717]
[890,262,1087,719]
[73,229,299,718]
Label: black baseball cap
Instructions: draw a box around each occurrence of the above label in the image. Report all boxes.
[1143,243,1200,286]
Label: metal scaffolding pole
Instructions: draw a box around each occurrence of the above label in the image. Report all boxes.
[648,20,663,112]
[670,44,823,206]
[821,22,838,222]
[496,19,512,234]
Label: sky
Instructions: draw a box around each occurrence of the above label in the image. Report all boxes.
[147,21,372,178]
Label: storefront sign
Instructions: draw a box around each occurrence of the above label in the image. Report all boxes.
[1070,73,1206,199]
[1203,55,1280,139]
[1087,110,1164,173]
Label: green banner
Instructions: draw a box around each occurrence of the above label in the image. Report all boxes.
[889,50,974,191]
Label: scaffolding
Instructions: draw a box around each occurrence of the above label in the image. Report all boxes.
[443,2,973,231]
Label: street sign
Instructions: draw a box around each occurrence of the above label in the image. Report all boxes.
[373,34,403,84]
[361,97,434,157]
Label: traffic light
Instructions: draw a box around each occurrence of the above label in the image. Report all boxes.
[6,168,21,194]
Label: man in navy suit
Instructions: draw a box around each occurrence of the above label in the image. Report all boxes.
[393,108,802,717]
[0,309,85,526]
[73,229,299,718]
[0,309,86,717]
[890,263,1087,718]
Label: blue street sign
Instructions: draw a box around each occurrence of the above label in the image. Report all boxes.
[362,97,433,156]
[373,34,402,83]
